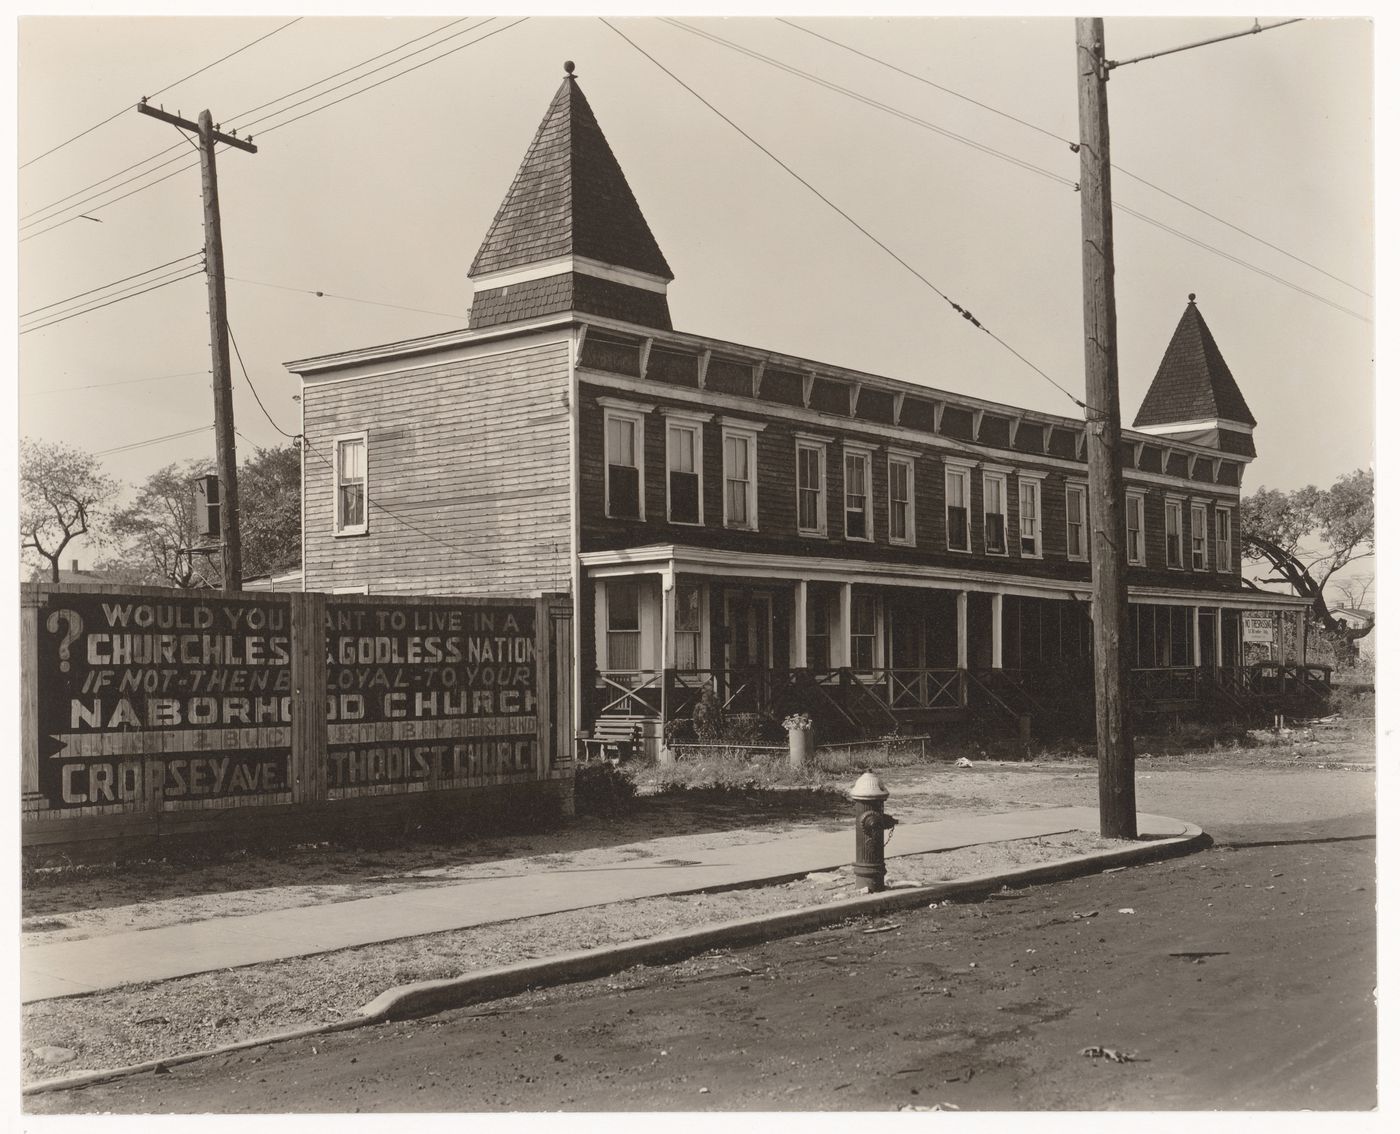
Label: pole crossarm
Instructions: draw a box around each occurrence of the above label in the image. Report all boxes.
[1106,18,1304,70]
[136,100,258,152]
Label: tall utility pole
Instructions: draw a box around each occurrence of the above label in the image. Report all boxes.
[137,101,256,591]
[1075,18,1136,839]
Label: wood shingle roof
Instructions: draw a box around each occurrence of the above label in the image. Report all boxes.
[1134,297,1257,428]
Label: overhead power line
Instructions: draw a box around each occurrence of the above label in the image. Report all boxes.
[19,17,302,170]
[20,267,205,334]
[775,17,1369,300]
[97,425,212,457]
[226,275,461,320]
[605,18,1091,412]
[20,250,202,318]
[228,324,296,439]
[27,370,210,396]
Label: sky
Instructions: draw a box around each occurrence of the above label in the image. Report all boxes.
[10,5,1377,579]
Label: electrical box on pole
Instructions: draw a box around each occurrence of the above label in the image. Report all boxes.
[1075,18,1137,839]
[193,473,221,539]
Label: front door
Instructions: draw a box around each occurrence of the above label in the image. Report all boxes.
[724,590,773,710]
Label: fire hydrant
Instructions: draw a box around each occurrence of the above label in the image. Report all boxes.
[850,772,898,892]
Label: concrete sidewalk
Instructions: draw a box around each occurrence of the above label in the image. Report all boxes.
[21,806,1190,1004]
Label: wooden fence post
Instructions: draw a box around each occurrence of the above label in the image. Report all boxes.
[290,591,328,804]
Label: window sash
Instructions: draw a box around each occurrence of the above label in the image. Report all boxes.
[889,458,913,543]
[606,414,643,519]
[1165,502,1183,568]
[850,596,879,672]
[336,437,367,532]
[946,469,971,550]
[1066,485,1086,559]
[605,580,641,670]
[797,444,825,533]
[1126,495,1145,565]
[1018,480,1040,556]
[723,432,755,528]
[1215,511,1231,572]
[844,452,870,539]
[1191,505,1208,569]
[983,474,1008,554]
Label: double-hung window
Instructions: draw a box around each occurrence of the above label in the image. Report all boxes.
[888,453,915,546]
[850,594,880,672]
[946,463,972,551]
[605,579,641,670]
[1165,498,1184,568]
[983,471,1009,555]
[805,591,830,669]
[1190,503,1209,570]
[722,421,761,529]
[674,581,703,669]
[844,446,874,541]
[664,412,707,525]
[1066,483,1088,561]
[603,404,647,520]
[1215,508,1232,573]
[334,433,368,535]
[1126,491,1146,566]
[1017,475,1042,557]
[795,435,828,536]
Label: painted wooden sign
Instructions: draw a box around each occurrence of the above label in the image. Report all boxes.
[35,592,293,809]
[324,599,539,794]
[1242,613,1277,644]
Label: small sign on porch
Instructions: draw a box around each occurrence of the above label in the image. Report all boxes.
[1242,614,1277,643]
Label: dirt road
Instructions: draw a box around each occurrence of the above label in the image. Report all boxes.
[33,763,1374,1113]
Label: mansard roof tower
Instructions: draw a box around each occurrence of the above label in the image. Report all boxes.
[1133,294,1258,458]
[467,62,674,332]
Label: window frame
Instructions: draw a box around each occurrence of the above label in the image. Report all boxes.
[1215,507,1233,574]
[1190,501,1209,570]
[849,593,882,674]
[1065,481,1088,562]
[887,451,916,547]
[982,469,1010,556]
[673,579,706,670]
[604,578,643,672]
[843,443,875,542]
[333,430,369,537]
[945,461,973,552]
[1125,490,1146,566]
[721,420,762,530]
[602,404,647,521]
[1016,472,1044,558]
[794,433,830,538]
[663,409,709,527]
[1165,496,1185,570]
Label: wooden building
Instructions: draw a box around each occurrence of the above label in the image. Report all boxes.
[287,69,1319,755]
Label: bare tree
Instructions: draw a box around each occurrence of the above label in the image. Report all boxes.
[101,460,221,589]
[19,438,119,582]
[1335,574,1374,613]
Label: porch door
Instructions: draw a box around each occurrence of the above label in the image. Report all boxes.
[724,590,773,711]
[1198,611,1218,674]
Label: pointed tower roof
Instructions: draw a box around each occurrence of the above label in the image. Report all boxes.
[469,67,672,282]
[1134,295,1256,429]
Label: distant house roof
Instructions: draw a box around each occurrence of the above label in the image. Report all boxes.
[242,568,303,592]
[28,560,116,585]
[1134,296,1257,429]
[468,70,673,282]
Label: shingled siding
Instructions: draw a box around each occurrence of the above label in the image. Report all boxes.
[303,340,572,595]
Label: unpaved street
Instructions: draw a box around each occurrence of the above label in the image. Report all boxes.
[32,762,1375,1113]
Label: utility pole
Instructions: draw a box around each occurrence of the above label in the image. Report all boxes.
[1075,18,1136,839]
[137,100,256,591]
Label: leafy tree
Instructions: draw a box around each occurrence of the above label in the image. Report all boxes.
[238,443,301,579]
[19,439,119,582]
[102,459,220,589]
[1241,469,1374,642]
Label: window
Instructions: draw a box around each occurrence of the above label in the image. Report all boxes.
[946,464,971,551]
[722,426,759,529]
[1165,499,1184,568]
[605,579,641,670]
[1017,477,1042,557]
[334,434,367,535]
[1126,492,1145,565]
[666,420,703,525]
[851,594,880,672]
[796,439,827,535]
[605,410,643,520]
[674,581,703,669]
[1066,483,1088,561]
[1215,509,1232,573]
[844,448,873,540]
[888,456,915,546]
[805,591,830,669]
[1190,503,1209,570]
[983,471,1008,555]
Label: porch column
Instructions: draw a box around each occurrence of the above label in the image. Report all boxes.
[659,569,675,765]
[793,580,809,669]
[956,590,969,669]
[836,582,853,668]
[991,592,1004,669]
[1192,606,1201,667]
[1215,606,1224,667]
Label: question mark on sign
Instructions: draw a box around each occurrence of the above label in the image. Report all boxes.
[46,609,83,673]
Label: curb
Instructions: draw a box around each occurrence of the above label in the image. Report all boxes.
[23,822,1206,1096]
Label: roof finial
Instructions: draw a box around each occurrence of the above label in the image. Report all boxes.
[1188,292,1196,304]
[563,60,576,76]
